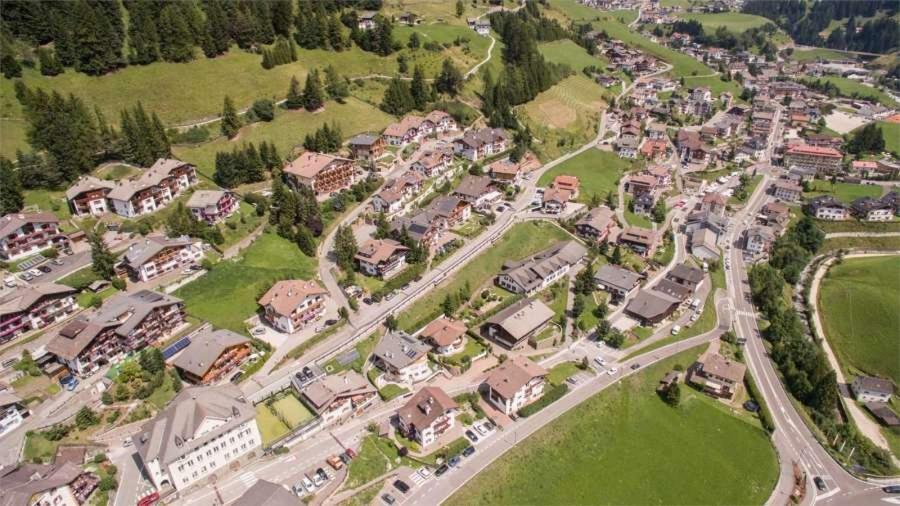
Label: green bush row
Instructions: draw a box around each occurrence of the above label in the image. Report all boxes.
[517,383,569,418]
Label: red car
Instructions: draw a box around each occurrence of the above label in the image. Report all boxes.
[137,492,159,506]
[345,448,357,459]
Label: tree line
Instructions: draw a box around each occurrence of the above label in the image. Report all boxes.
[214,141,281,188]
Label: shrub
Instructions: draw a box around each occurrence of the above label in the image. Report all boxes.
[93,453,108,464]
[517,384,568,418]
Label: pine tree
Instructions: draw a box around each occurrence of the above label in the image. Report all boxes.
[126,0,161,65]
[408,33,421,50]
[37,48,63,76]
[456,0,464,17]
[334,225,358,271]
[611,245,622,265]
[397,54,408,74]
[201,0,230,57]
[88,231,116,280]
[324,65,349,103]
[221,95,241,139]
[271,0,293,37]
[295,225,316,256]
[261,49,274,69]
[158,4,195,62]
[0,157,25,215]
[380,77,414,116]
[410,65,429,110]
[435,59,463,97]
[286,76,303,109]
[302,69,325,111]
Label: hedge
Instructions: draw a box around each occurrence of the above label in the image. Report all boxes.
[744,371,775,433]
[517,383,569,418]
[373,263,426,300]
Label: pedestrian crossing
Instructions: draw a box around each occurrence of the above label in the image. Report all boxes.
[238,472,257,488]
[409,470,429,487]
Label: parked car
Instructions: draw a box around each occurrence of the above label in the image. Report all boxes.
[345,448,357,459]
[339,453,351,465]
[883,485,900,494]
[814,476,827,492]
[52,258,64,266]
[38,265,52,273]
[19,272,33,282]
[435,464,449,477]
[3,276,15,288]
[317,468,329,481]
[417,467,431,480]
[465,430,479,443]
[302,476,315,493]
[59,375,78,391]
[137,492,159,506]
[607,367,618,376]
[448,455,461,467]
[311,472,324,487]
[474,423,488,436]
[462,446,476,457]
[393,480,410,494]
[28,268,42,277]
[381,493,396,505]
[630,363,640,370]
[327,455,344,470]
[671,325,681,335]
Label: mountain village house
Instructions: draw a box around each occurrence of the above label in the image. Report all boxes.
[0,212,66,261]
[396,386,458,447]
[0,283,78,344]
[258,280,328,334]
[116,235,203,283]
[482,356,548,416]
[186,190,239,224]
[284,152,355,196]
[106,159,198,218]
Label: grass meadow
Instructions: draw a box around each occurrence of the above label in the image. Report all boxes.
[537,148,633,204]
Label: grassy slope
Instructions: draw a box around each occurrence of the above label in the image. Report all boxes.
[446,346,777,506]
[396,221,571,331]
[791,48,857,63]
[173,98,394,178]
[877,121,900,157]
[675,12,773,34]
[537,148,632,204]
[818,255,900,383]
[393,23,492,77]
[801,76,899,108]
[538,40,608,72]
[174,233,316,335]
[682,74,743,98]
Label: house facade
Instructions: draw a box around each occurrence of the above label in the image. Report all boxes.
[355,239,409,278]
[688,352,747,401]
[186,190,239,224]
[300,371,377,425]
[66,176,114,217]
[496,241,586,296]
[258,280,328,334]
[0,283,78,344]
[397,387,458,447]
[483,356,548,416]
[171,328,251,384]
[284,152,355,196]
[575,206,616,243]
[0,212,65,261]
[107,159,198,218]
[851,376,893,403]
[371,331,432,384]
[116,235,203,283]
[482,298,555,350]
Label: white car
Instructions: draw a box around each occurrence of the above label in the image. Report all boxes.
[607,367,618,376]
[28,268,43,277]
[311,473,325,488]
[302,476,315,493]
[418,467,432,480]
[671,325,681,335]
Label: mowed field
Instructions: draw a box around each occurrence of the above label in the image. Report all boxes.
[382,0,489,25]
[173,97,394,178]
[538,148,633,204]
[803,181,883,204]
[538,40,609,72]
[676,12,774,34]
[682,74,743,98]
[791,48,856,63]
[395,221,571,331]
[522,74,607,129]
[878,120,900,157]
[446,346,778,506]
[802,76,900,108]
[818,255,900,383]
[174,233,317,335]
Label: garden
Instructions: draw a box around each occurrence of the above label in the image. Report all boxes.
[255,390,316,447]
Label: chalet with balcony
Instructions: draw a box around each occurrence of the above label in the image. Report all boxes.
[771,180,802,202]
[284,152,355,196]
[575,206,617,244]
[700,192,727,216]
[0,283,78,345]
[626,174,658,196]
[451,175,498,209]
[258,279,328,334]
[355,238,409,278]
[411,149,452,178]
[806,196,849,221]
[383,115,434,146]
[618,226,658,257]
[186,190,239,224]
[116,235,203,283]
[372,331,432,384]
[348,134,385,163]
[851,195,895,221]
[424,196,471,227]
[300,371,377,425]
[687,352,746,401]
[0,212,65,261]
[107,159,198,218]
[48,290,185,377]
[482,356,548,416]
[66,176,114,217]
[171,328,251,384]
[452,127,509,161]
[391,210,448,252]
[497,241,586,296]
[624,289,680,325]
[418,316,467,356]
[425,110,458,133]
[482,298,555,350]
[0,462,100,506]
[397,387,458,447]
[542,187,572,214]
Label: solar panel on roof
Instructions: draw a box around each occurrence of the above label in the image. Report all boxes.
[162,336,191,359]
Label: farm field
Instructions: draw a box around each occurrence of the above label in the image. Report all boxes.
[676,12,774,34]
[818,255,900,383]
[173,97,394,178]
[801,76,900,108]
[791,48,856,63]
[538,40,608,72]
[395,221,571,332]
[445,346,777,506]
[537,148,633,204]
[803,181,883,204]
[174,232,317,335]
[521,74,608,160]
[393,23,492,77]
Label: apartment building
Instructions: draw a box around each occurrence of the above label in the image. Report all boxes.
[371,331,432,384]
[300,371,377,425]
[482,298,555,350]
[171,328,251,385]
[257,279,328,334]
[186,190,239,224]
[0,283,78,344]
[116,235,203,283]
[418,316,467,356]
[348,134,386,163]
[397,387,458,447]
[107,159,198,218]
[806,195,849,221]
[482,356,548,416]
[355,239,409,278]
[0,212,65,261]
[783,144,843,176]
[134,384,262,491]
[452,128,509,161]
[496,241,587,296]
[772,180,803,202]
[66,176,114,217]
[283,152,355,196]
[47,290,185,377]
[575,206,617,244]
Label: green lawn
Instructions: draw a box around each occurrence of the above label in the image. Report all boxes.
[219,201,264,249]
[818,255,900,383]
[346,435,420,489]
[272,393,315,428]
[0,119,29,159]
[393,23,492,77]
[814,219,900,234]
[803,181,882,204]
[255,402,291,446]
[801,76,899,108]
[379,384,410,401]
[95,163,140,180]
[822,236,900,253]
[546,0,607,21]
[174,232,317,335]
[538,40,608,72]
[23,189,71,220]
[547,361,581,386]
[681,74,742,98]
[624,202,653,228]
[877,121,900,158]
[173,97,394,178]
[324,331,380,374]
[396,221,571,332]
[446,346,777,506]
[676,12,774,34]
[538,148,632,204]
[444,338,488,366]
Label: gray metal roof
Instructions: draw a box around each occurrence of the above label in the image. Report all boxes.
[171,328,249,379]
[594,264,641,293]
[372,331,430,371]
